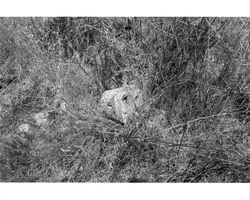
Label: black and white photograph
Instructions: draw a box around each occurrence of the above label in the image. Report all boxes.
[0,16,249,184]
[1,0,250,197]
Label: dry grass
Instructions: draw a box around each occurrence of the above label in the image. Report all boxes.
[0,17,249,182]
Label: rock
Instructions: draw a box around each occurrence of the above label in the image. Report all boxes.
[34,112,48,125]
[19,78,33,91]
[54,99,67,114]
[100,85,143,124]
[0,94,12,106]
[60,102,67,112]
[19,123,30,132]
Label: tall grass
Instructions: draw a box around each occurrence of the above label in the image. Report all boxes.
[0,17,249,182]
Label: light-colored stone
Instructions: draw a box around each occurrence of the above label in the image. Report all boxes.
[19,78,33,91]
[100,85,143,124]
[54,99,67,114]
[0,94,12,106]
[19,123,30,132]
[34,112,48,125]
[60,101,67,112]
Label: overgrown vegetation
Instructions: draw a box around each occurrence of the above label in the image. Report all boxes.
[0,17,249,182]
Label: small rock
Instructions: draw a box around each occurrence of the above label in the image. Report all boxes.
[54,99,67,114]
[19,78,33,91]
[60,102,67,112]
[100,85,143,124]
[34,112,48,125]
[19,123,30,132]
[0,94,12,106]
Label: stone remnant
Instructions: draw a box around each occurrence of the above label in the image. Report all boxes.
[100,85,143,124]
[34,112,48,125]
[19,78,33,91]
[0,94,12,106]
[18,123,30,132]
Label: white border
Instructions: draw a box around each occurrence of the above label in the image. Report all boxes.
[0,183,249,200]
[0,0,249,16]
